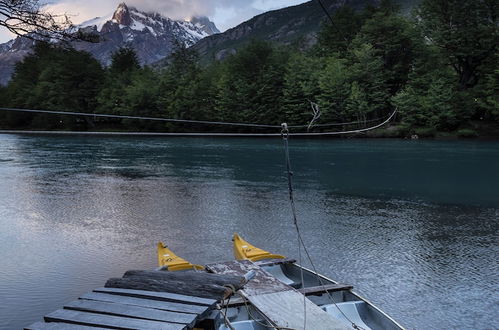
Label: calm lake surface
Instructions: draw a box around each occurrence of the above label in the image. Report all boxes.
[0,134,497,329]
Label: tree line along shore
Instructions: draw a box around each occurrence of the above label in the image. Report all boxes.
[0,0,497,138]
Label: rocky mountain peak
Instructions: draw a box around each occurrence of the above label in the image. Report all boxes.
[190,16,221,35]
[112,2,132,26]
[0,2,222,84]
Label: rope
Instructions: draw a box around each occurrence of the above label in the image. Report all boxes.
[281,125,365,330]
[218,298,236,330]
[0,108,397,137]
[0,107,281,128]
[290,109,397,136]
[289,115,389,128]
[218,304,236,330]
[315,0,349,43]
[281,123,307,330]
[307,101,321,131]
[0,106,395,133]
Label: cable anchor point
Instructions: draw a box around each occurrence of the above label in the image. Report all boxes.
[281,123,289,138]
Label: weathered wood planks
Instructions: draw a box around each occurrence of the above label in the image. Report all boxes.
[27,287,213,330]
[206,259,290,296]
[64,300,195,325]
[105,277,231,300]
[80,292,206,315]
[123,270,246,289]
[25,322,109,330]
[26,268,231,330]
[94,287,216,307]
[44,309,186,330]
[249,290,349,330]
[208,260,349,330]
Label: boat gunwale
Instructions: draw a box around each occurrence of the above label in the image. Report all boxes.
[294,263,406,330]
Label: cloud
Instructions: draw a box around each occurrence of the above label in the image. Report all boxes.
[44,0,308,30]
[124,0,306,30]
[0,0,308,42]
[0,30,16,43]
[41,0,271,25]
[42,0,118,23]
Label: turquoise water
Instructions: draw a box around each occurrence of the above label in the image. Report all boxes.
[0,134,497,329]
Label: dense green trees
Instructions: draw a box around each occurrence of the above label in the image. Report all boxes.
[158,42,211,122]
[0,43,104,129]
[215,40,288,125]
[0,0,497,136]
[416,0,498,89]
[282,54,322,125]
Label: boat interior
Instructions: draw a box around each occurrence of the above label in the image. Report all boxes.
[215,262,401,330]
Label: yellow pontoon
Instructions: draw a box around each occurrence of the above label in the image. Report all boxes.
[232,233,285,261]
[157,242,204,271]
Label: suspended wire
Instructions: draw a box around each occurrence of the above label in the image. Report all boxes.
[0,107,397,136]
[0,130,283,137]
[290,109,397,136]
[289,115,389,128]
[281,124,307,329]
[0,107,281,129]
[315,0,349,43]
[1,2,387,136]
[279,0,389,315]
[281,126,365,330]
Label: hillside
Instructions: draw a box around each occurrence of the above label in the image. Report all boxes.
[190,0,420,62]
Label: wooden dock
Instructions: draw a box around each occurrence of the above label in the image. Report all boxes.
[26,260,351,329]
[25,270,244,330]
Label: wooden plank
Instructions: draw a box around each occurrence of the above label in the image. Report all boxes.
[206,260,290,296]
[94,287,216,307]
[65,300,196,326]
[123,270,246,289]
[254,258,297,267]
[298,284,353,296]
[208,260,349,330]
[248,290,349,330]
[44,309,185,330]
[25,321,108,329]
[80,292,206,315]
[105,277,231,300]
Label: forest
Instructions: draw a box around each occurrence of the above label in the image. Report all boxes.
[0,0,497,137]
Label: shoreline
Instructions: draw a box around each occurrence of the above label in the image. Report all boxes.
[1,129,499,140]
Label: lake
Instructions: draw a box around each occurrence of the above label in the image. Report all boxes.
[0,134,497,329]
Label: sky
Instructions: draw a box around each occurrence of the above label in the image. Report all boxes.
[0,0,309,43]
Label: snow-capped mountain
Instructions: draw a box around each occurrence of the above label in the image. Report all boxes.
[0,2,220,84]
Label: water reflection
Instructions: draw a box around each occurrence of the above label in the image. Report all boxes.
[0,134,498,330]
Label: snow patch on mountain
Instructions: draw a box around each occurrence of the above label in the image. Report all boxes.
[0,2,220,84]
[79,3,214,47]
[81,14,114,32]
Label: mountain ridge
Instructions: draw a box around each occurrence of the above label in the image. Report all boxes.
[189,0,420,62]
[190,0,378,61]
[0,2,219,84]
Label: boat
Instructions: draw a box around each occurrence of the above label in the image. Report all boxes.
[156,234,405,330]
[26,234,405,329]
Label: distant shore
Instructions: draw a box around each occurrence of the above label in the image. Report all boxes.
[2,129,499,140]
[0,130,281,137]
